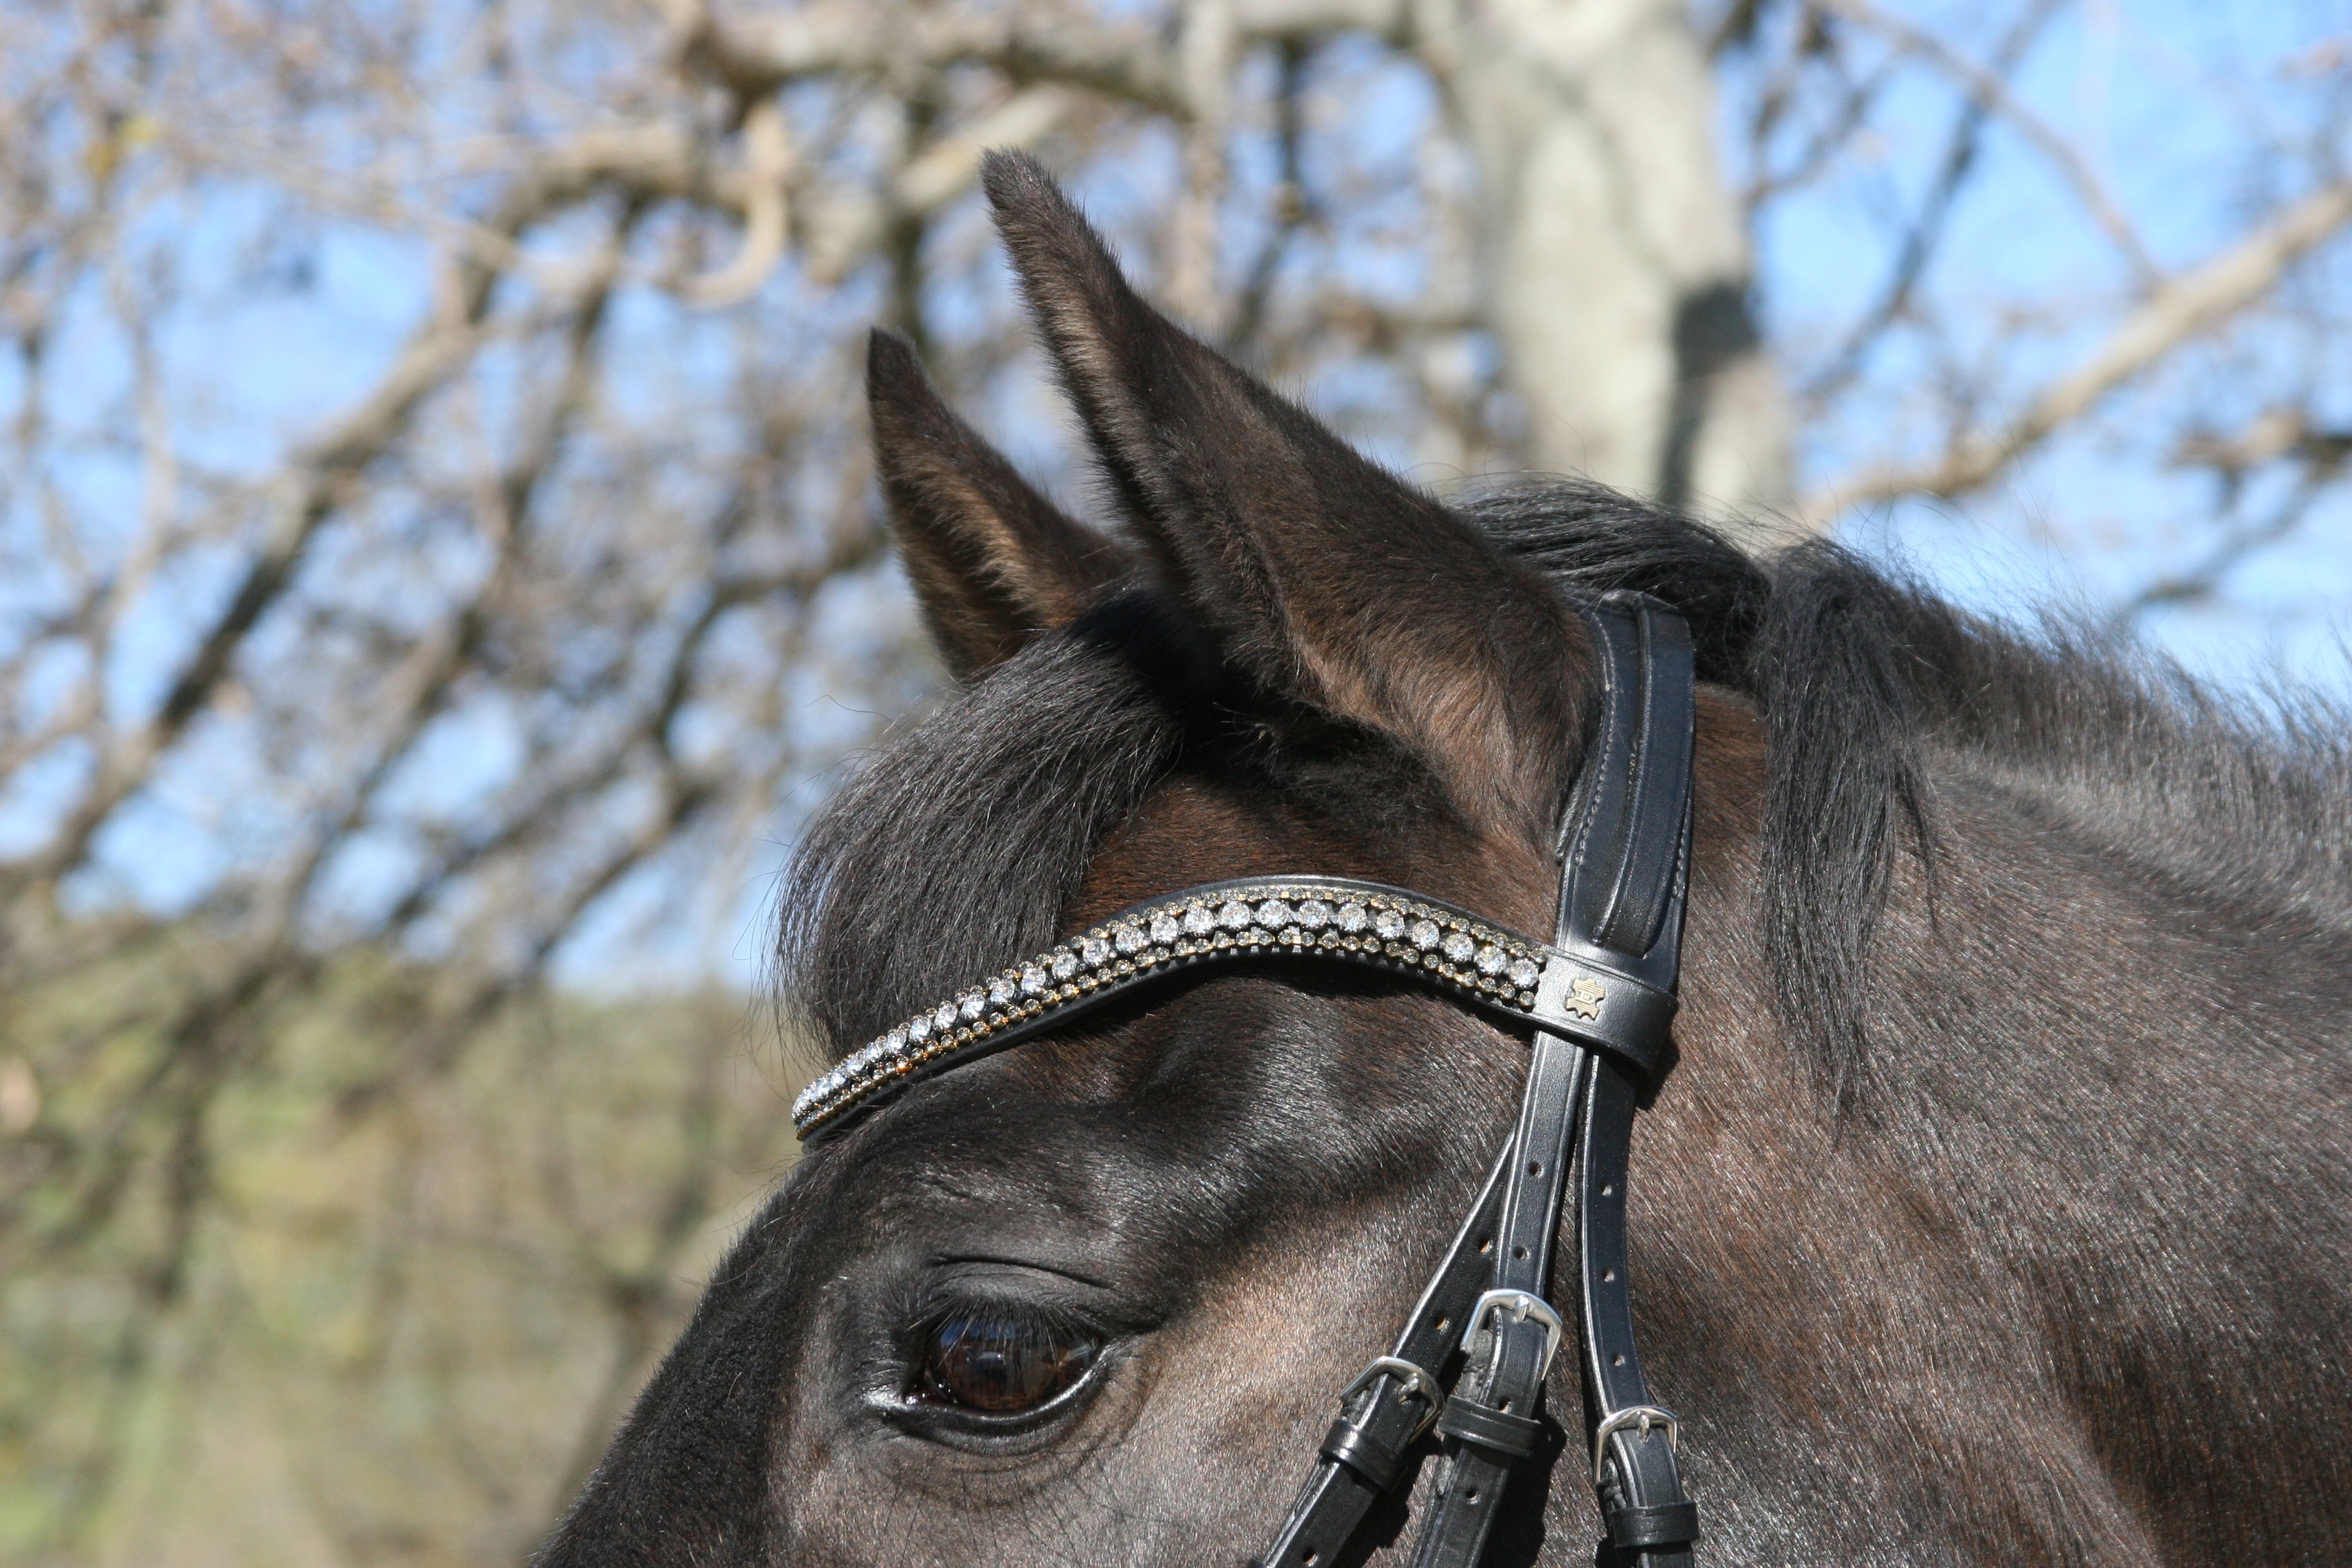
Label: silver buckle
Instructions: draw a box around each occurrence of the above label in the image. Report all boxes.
[1459,1289,1565,1379]
[1340,1355,1444,1440]
[1591,1404,1679,1483]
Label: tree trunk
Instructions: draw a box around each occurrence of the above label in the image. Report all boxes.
[1418,0,1793,538]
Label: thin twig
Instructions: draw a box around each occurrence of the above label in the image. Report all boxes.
[1806,179,2352,518]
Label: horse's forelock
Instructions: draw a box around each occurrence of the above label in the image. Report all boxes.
[776,595,1189,1059]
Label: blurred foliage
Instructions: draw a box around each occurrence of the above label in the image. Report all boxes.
[0,945,802,1567]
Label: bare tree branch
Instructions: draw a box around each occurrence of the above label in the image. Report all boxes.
[7,6,2347,1559]
[669,2,1188,112]
[667,0,1415,118]
[679,99,795,307]
[1812,0,2157,286]
[1807,179,2352,518]
[1801,0,2063,407]
[2108,464,2344,633]
[2173,405,2352,477]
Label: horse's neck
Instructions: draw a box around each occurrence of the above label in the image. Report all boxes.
[1640,761,2352,1557]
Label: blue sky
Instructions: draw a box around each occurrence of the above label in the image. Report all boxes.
[1747,0,2352,687]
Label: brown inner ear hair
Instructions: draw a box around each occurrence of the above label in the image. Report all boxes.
[867,329,1135,680]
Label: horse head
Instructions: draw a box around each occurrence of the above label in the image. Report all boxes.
[535,152,2352,1568]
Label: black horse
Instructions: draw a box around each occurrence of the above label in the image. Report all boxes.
[537,152,2352,1567]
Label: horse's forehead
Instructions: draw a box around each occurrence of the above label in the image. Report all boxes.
[1067,779,1363,923]
[1071,774,1559,937]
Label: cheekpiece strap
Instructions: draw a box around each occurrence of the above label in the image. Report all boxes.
[1257,593,1701,1568]
[793,589,1706,1568]
[793,875,1674,1140]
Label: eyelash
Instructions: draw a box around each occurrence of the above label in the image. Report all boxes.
[905,1302,1105,1419]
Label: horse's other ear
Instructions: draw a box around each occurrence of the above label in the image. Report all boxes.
[979,152,1578,831]
[867,329,1136,680]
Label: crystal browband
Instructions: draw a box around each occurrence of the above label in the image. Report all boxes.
[793,875,1676,1140]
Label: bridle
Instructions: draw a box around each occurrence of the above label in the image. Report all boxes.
[793,591,1702,1568]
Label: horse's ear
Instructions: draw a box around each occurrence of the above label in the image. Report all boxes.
[867,330,1136,680]
[980,152,1578,830]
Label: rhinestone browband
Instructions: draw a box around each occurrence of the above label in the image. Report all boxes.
[791,875,1675,1140]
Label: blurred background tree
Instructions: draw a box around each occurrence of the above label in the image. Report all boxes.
[1,0,2346,1562]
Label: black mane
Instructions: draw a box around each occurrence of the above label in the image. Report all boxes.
[781,481,2352,1106]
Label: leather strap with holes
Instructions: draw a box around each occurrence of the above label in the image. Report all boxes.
[1254,593,1700,1568]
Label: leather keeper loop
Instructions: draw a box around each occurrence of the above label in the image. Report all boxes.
[1532,952,1672,1082]
[1606,1500,1700,1550]
[1320,1418,1404,1491]
[1435,1395,1545,1459]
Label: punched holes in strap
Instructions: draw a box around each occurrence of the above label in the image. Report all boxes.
[1251,599,1702,1568]
[1394,598,1696,1568]
[1562,598,1701,1568]
[1579,1057,1699,1556]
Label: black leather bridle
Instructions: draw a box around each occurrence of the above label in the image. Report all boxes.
[795,592,1701,1567]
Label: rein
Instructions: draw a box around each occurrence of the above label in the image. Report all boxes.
[795,593,1702,1568]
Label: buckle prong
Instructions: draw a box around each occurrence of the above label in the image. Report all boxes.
[1459,1289,1565,1379]
[1340,1355,1444,1440]
[1591,1404,1680,1483]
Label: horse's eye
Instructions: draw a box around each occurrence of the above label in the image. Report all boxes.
[919,1310,1099,1414]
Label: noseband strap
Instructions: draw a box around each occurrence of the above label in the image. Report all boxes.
[1256,593,1700,1568]
[797,593,1702,1567]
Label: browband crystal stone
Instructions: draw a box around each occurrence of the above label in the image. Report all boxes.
[791,877,1660,1140]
